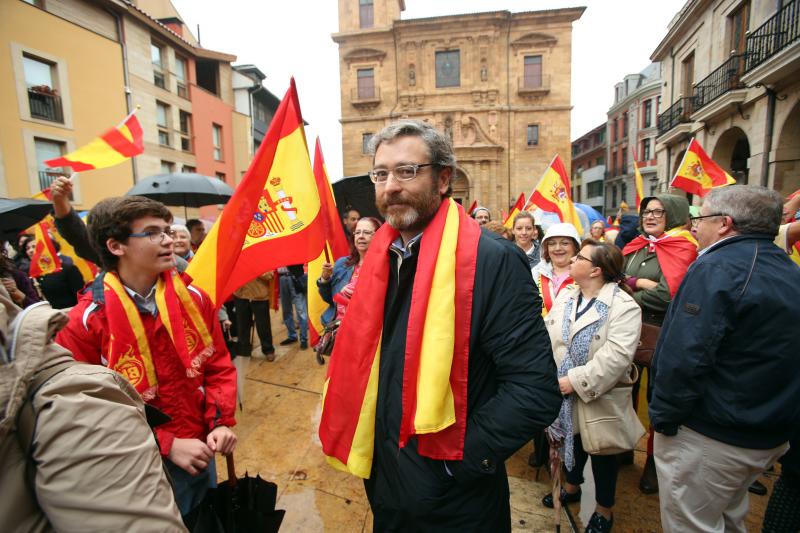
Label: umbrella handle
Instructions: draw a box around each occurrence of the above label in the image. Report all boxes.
[226,453,238,488]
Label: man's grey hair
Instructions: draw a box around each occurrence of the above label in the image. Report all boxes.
[170,223,191,237]
[704,185,783,236]
[369,120,456,196]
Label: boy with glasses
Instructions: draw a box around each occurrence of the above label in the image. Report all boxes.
[56,196,237,519]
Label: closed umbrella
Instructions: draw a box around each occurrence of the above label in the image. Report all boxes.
[126,173,234,217]
[0,198,52,241]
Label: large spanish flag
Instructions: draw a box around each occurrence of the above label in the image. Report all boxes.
[633,160,645,208]
[45,112,144,172]
[188,79,326,307]
[307,138,350,346]
[528,155,584,235]
[671,138,736,197]
[29,222,62,278]
[503,193,525,229]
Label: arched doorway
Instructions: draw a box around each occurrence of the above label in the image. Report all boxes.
[450,168,470,206]
[774,102,800,197]
[712,127,750,184]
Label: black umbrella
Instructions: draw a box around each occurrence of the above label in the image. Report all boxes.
[332,174,383,220]
[186,455,285,533]
[0,198,52,241]
[126,173,235,218]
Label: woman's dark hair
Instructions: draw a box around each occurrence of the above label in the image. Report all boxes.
[87,196,173,271]
[18,234,35,254]
[345,217,382,267]
[581,238,633,295]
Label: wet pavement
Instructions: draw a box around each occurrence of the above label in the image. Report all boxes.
[220,310,776,532]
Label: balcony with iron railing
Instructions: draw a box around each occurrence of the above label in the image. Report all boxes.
[517,74,551,96]
[692,53,747,113]
[657,96,694,137]
[351,86,381,107]
[28,88,63,123]
[745,0,800,73]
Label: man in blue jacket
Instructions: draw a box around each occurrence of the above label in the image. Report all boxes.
[650,185,800,533]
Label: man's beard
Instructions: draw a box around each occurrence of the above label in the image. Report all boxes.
[376,182,442,233]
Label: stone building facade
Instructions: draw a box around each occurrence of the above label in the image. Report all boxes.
[605,63,662,214]
[334,0,584,216]
[653,0,800,200]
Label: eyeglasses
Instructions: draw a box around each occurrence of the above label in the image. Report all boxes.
[642,208,666,219]
[572,253,594,265]
[689,213,730,228]
[369,163,434,184]
[129,229,172,244]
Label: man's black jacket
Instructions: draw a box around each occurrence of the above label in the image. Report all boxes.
[365,230,561,532]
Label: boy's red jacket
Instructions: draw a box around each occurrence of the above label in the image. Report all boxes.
[56,274,236,456]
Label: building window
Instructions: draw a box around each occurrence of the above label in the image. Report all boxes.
[34,138,66,191]
[621,147,628,174]
[435,50,460,88]
[156,101,170,147]
[729,1,750,55]
[643,100,652,128]
[253,100,270,123]
[596,155,604,166]
[151,42,166,89]
[359,0,374,29]
[612,120,618,143]
[642,138,651,161]
[356,68,375,99]
[523,55,542,87]
[362,132,373,154]
[179,111,192,152]
[622,112,628,138]
[212,123,223,161]
[576,184,582,201]
[587,181,603,198]
[24,54,63,123]
[611,185,618,207]
[621,182,628,204]
[175,55,188,98]
[182,165,196,173]
[611,150,617,176]
[160,160,175,174]
[682,52,695,97]
[657,95,662,113]
[215,172,226,183]
[527,124,539,146]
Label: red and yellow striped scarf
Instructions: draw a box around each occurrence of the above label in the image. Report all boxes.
[319,198,481,478]
[104,270,214,400]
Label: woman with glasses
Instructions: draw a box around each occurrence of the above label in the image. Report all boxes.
[317,217,382,325]
[528,222,581,468]
[512,211,541,267]
[621,194,697,494]
[541,239,643,533]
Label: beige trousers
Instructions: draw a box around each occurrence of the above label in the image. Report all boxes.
[654,426,788,533]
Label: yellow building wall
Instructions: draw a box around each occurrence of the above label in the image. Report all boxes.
[0,1,131,209]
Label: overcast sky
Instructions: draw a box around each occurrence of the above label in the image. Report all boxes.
[171,0,686,179]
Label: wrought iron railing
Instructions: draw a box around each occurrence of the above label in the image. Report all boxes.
[28,89,63,123]
[657,96,694,136]
[693,54,746,111]
[746,0,800,71]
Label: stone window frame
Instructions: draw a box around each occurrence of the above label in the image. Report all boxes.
[21,128,83,203]
[11,42,74,130]
[355,66,377,99]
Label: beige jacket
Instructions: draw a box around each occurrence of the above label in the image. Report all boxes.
[233,271,274,301]
[545,283,642,432]
[0,287,186,533]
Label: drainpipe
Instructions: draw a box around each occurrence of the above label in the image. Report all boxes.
[506,16,512,211]
[110,8,138,183]
[761,0,783,188]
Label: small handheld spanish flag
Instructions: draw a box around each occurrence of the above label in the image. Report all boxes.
[671,138,736,197]
[45,111,143,172]
[30,222,62,278]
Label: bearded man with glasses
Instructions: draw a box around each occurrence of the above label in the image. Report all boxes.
[56,195,237,520]
[320,120,561,532]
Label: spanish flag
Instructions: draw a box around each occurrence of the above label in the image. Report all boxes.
[29,222,62,278]
[671,138,736,197]
[467,200,478,216]
[188,79,326,307]
[622,227,698,296]
[307,138,350,346]
[633,160,645,208]
[45,112,144,172]
[503,193,525,229]
[528,155,584,235]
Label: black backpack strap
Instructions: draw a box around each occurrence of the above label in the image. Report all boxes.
[16,359,78,490]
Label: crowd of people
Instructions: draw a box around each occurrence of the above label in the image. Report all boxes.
[2,118,800,533]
